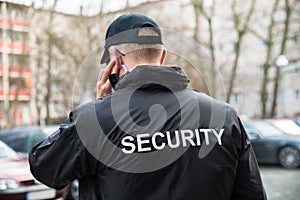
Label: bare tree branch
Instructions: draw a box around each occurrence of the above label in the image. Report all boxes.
[270,0,292,117]
[247,27,265,41]
[260,0,280,118]
[226,0,256,103]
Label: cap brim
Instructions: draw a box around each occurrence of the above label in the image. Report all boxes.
[100,48,110,64]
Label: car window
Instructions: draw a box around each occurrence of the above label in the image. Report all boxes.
[0,134,27,153]
[26,134,45,152]
[294,118,300,126]
[243,124,260,140]
[246,121,284,137]
[0,141,18,159]
[271,120,300,135]
[0,129,46,153]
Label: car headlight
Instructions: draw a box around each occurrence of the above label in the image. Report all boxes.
[0,179,20,190]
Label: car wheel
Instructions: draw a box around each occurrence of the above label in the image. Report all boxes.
[279,146,300,169]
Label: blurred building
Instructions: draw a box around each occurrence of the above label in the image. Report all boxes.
[200,0,300,118]
[115,0,300,118]
[0,1,32,126]
[0,1,102,127]
[0,0,299,128]
[0,1,76,127]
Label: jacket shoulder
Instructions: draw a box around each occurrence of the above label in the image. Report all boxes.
[190,89,239,120]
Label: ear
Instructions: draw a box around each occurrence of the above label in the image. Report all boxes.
[112,48,123,67]
[116,55,122,67]
[160,49,167,65]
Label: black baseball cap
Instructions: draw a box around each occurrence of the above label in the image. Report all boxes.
[100,13,163,65]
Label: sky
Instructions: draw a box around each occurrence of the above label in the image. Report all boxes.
[5,0,155,16]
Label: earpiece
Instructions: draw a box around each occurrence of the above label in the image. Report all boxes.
[121,64,128,73]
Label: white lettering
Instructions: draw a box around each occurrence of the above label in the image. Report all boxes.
[194,129,201,145]
[200,129,210,145]
[137,133,151,152]
[121,136,135,154]
[211,129,224,145]
[181,130,196,147]
[166,131,180,148]
[152,132,166,150]
[121,128,225,154]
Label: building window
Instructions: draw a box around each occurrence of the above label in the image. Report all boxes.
[294,90,300,102]
[257,65,264,77]
[295,66,300,74]
[274,9,285,21]
[293,34,299,43]
[278,92,285,103]
[258,40,267,50]
[236,65,243,77]
[290,61,300,74]
[231,93,244,105]
[218,44,223,51]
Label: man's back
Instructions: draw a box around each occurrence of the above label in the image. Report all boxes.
[30,66,266,200]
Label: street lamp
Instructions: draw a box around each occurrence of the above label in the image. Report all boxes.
[276,55,289,68]
[272,54,289,117]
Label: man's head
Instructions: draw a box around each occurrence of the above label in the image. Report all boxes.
[100,13,166,70]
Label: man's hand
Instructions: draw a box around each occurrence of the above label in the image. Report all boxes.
[96,60,119,99]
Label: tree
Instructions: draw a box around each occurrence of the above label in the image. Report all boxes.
[30,0,61,124]
[270,0,293,117]
[44,0,59,124]
[226,0,256,103]
[249,0,299,118]
[252,0,280,118]
[191,0,217,97]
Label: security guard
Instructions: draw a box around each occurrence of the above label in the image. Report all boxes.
[29,13,267,200]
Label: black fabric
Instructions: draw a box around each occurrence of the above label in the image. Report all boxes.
[29,66,267,200]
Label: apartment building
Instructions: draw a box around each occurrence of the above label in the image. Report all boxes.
[0,1,102,127]
[0,1,32,126]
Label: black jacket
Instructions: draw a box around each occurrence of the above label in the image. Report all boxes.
[29,66,267,200]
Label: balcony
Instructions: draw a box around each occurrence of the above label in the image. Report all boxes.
[0,88,31,101]
[0,41,31,54]
[0,65,31,77]
[0,18,30,32]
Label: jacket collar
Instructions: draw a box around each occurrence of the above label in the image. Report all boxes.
[114,65,189,91]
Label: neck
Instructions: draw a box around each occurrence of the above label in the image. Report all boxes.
[127,62,161,71]
[119,57,161,77]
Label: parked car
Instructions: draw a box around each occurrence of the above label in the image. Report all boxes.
[243,120,300,169]
[268,119,300,135]
[0,140,65,199]
[0,127,47,158]
[292,117,300,127]
[0,126,78,200]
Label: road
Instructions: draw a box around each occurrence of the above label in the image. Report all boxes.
[260,165,300,200]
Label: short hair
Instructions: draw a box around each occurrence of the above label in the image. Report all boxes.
[109,27,164,63]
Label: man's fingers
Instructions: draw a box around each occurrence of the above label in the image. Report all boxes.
[96,80,112,99]
[112,62,121,75]
[96,59,117,99]
[102,81,112,92]
[99,60,116,84]
[98,68,104,82]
